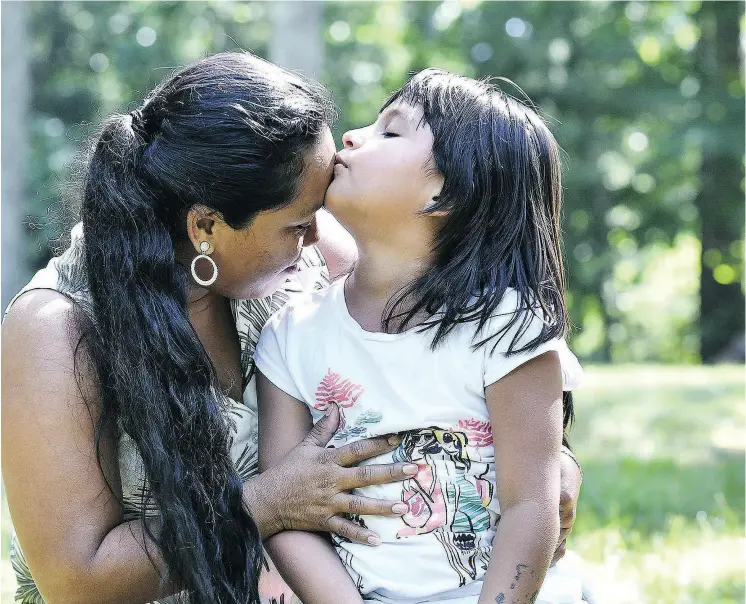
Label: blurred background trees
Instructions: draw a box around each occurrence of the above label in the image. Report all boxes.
[2,4,744,602]
[2,0,744,364]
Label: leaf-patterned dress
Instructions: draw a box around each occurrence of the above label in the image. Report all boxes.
[5,223,329,604]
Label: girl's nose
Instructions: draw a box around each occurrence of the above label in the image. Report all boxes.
[342,128,365,149]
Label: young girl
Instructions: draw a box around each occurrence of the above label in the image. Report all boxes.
[254,69,584,604]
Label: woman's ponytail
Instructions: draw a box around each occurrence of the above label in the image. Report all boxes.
[73,51,333,603]
[81,112,263,604]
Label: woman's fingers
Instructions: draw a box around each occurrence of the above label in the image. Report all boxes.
[551,538,567,566]
[559,495,576,527]
[302,404,340,448]
[335,493,409,517]
[331,433,402,467]
[551,517,574,566]
[338,462,418,490]
[326,515,381,546]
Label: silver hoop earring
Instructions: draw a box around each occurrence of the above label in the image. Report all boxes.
[191,241,218,287]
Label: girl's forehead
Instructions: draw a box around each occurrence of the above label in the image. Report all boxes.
[379,101,423,125]
[378,103,433,139]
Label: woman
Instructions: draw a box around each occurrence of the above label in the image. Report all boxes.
[1,52,581,604]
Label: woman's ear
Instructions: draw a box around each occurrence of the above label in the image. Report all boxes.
[186,205,219,252]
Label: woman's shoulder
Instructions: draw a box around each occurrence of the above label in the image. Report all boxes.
[2,289,88,391]
[2,289,90,425]
[285,244,331,294]
[3,288,79,342]
[4,222,90,318]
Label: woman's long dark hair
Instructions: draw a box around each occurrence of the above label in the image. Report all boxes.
[78,52,333,603]
[382,69,568,357]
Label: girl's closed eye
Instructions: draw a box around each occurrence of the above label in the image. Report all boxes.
[382,130,400,138]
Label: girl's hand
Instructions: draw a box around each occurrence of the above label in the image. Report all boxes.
[250,404,415,545]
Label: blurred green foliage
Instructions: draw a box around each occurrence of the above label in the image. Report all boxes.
[19,1,745,363]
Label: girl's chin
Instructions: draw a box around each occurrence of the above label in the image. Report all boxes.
[322,192,348,220]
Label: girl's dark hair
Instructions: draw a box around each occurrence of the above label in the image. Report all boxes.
[381,69,568,356]
[79,52,334,603]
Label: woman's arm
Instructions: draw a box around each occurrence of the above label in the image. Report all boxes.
[2,290,176,604]
[477,352,564,604]
[2,291,413,604]
[257,372,364,604]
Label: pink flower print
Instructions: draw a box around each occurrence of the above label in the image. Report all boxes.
[314,369,364,430]
[457,418,493,448]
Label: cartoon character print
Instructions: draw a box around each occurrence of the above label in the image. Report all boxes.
[313,369,381,441]
[392,430,448,537]
[455,418,495,505]
[393,422,498,587]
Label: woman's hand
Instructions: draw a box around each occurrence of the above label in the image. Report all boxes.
[552,447,582,564]
[247,404,416,545]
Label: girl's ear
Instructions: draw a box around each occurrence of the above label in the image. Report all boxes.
[423,169,447,216]
[424,195,449,218]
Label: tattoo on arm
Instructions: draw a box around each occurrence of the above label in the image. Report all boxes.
[495,563,539,603]
[510,563,529,589]
[494,590,540,604]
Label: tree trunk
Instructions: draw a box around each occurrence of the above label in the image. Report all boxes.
[1,1,31,311]
[696,2,745,362]
[268,1,324,81]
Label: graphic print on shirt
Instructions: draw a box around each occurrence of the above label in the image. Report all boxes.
[313,369,381,441]
[393,423,498,586]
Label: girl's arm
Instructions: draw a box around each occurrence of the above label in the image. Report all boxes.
[257,371,365,604]
[478,351,564,604]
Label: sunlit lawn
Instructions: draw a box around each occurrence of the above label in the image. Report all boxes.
[569,365,745,604]
[2,365,744,603]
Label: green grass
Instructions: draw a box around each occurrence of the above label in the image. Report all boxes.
[568,365,745,604]
[2,365,744,604]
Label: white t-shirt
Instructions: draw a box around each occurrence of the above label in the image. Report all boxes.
[254,278,582,603]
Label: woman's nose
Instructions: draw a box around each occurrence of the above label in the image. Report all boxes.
[302,215,320,247]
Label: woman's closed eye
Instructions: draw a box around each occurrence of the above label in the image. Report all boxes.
[382,130,400,138]
[291,222,312,235]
